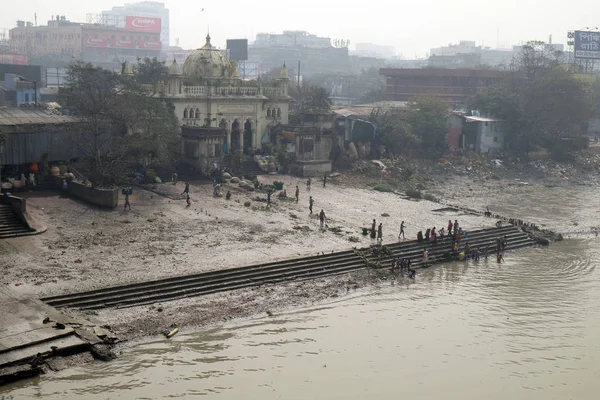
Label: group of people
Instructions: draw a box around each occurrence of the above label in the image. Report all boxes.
[391,257,416,279]
[370,219,384,242]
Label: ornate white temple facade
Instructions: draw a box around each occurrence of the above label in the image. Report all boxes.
[158,34,291,171]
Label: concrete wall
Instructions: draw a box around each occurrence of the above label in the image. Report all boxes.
[289,160,332,177]
[67,181,119,208]
[49,176,119,208]
[478,121,505,154]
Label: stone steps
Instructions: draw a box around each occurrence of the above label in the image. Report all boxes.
[0,204,33,239]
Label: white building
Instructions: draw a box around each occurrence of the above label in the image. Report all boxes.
[354,43,395,59]
[253,31,331,49]
[125,35,290,172]
[430,41,515,68]
[102,1,170,49]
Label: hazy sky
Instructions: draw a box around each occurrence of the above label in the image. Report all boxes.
[1,0,599,57]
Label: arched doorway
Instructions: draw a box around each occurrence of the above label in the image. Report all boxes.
[243,119,253,154]
[231,119,241,152]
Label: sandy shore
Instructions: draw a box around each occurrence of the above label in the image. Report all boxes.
[0,174,500,342]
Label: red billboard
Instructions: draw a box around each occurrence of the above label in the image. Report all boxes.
[125,16,161,33]
[0,54,28,65]
[84,38,109,48]
[113,40,136,49]
[140,40,162,50]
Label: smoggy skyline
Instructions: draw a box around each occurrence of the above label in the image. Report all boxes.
[1,0,599,57]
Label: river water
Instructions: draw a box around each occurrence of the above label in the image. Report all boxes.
[3,184,600,399]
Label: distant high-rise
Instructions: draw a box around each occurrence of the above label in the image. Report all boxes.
[101,1,169,49]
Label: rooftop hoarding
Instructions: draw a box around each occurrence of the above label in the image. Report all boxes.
[84,38,109,48]
[125,16,161,33]
[574,31,600,59]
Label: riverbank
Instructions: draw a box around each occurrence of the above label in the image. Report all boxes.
[0,161,578,360]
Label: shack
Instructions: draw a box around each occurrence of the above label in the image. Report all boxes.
[448,111,505,154]
[0,107,79,184]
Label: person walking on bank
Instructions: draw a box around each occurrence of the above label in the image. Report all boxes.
[371,219,377,239]
[319,209,326,229]
[323,173,327,188]
[267,190,272,207]
[398,221,406,239]
[181,181,190,196]
[377,223,383,242]
[307,177,312,191]
[123,187,132,211]
[309,196,314,214]
[295,185,300,202]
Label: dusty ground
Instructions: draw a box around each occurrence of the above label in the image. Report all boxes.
[0,174,498,343]
[1,175,493,298]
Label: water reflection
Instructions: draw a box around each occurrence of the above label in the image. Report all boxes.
[3,245,600,398]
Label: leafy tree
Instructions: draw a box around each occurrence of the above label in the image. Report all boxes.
[369,107,418,157]
[471,41,595,156]
[289,81,331,113]
[59,61,179,185]
[135,57,169,85]
[408,96,449,153]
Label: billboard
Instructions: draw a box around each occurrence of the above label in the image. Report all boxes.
[140,40,162,50]
[113,39,136,49]
[227,39,248,61]
[84,38,109,48]
[125,16,161,33]
[574,31,600,59]
[0,54,28,65]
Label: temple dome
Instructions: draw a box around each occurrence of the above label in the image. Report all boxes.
[182,34,230,80]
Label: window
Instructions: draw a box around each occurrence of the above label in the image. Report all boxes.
[195,108,200,119]
[183,108,188,119]
[24,93,30,102]
[267,108,271,118]
[277,108,282,118]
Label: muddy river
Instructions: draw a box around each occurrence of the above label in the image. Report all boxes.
[3,184,600,399]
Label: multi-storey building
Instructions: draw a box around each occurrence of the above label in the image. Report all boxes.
[380,68,506,105]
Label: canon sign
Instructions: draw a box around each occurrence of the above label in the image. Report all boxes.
[125,16,161,33]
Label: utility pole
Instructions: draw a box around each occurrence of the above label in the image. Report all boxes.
[297,60,301,86]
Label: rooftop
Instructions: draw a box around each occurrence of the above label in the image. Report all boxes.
[379,68,505,78]
[0,107,78,126]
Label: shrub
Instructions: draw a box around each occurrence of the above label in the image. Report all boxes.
[273,181,284,190]
[423,193,437,202]
[145,169,157,183]
[373,183,393,192]
[406,187,422,199]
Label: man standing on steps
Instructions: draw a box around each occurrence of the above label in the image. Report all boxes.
[309,196,314,214]
[398,221,406,239]
[453,220,459,236]
[423,248,429,267]
[295,185,300,202]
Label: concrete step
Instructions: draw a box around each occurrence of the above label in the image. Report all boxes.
[0,334,88,369]
[0,203,33,238]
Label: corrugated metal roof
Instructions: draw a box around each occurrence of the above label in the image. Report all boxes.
[464,116,502,123]
[0,108,77,126]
